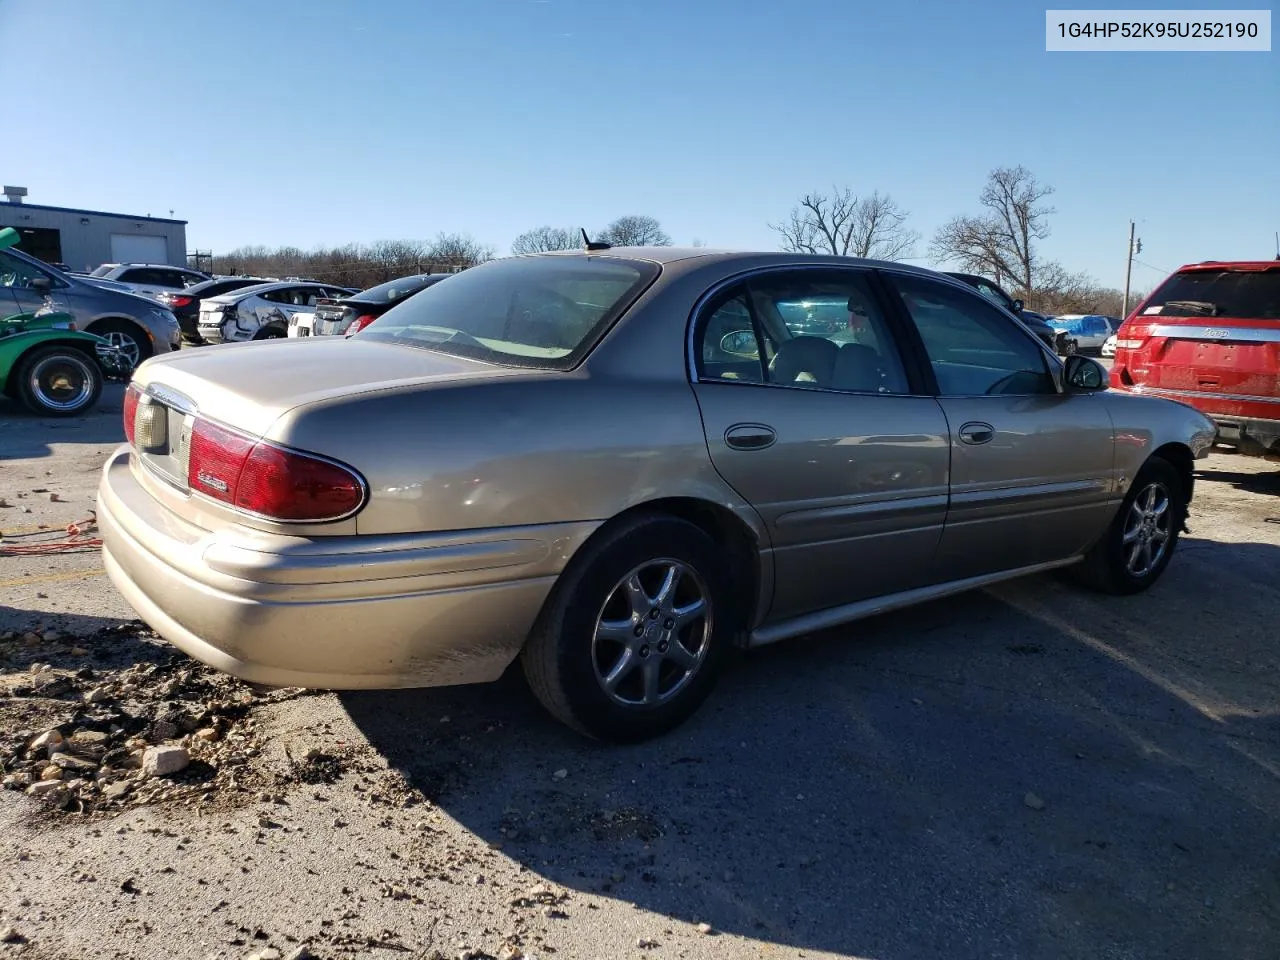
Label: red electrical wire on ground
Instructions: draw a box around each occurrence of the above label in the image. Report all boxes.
[0,512,102,556]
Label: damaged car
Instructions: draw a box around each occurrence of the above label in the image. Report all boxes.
[197,280,358,343]
[100,247,1216,742]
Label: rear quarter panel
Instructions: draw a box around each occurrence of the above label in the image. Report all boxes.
[265,373,760,538]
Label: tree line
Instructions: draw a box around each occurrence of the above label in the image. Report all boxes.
[769,168,1146,315]
[198,180,1141,315]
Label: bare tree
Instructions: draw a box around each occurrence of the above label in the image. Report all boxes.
[597,215,671,247]
[511,226,579,255]
[770,187,917,260]
[427,232,495,269]
[930,166,1055,295]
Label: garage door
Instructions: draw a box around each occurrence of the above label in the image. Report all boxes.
[110,234,168,264]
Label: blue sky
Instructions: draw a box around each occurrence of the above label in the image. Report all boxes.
[1,0,1275,290]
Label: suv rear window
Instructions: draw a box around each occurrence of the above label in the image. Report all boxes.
[1141,269,1280,320]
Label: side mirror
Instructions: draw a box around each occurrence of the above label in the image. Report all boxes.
[1064,354,1107,391]
[1012,298,1024,312]
[29,276,53,295]
[720,329,758,357]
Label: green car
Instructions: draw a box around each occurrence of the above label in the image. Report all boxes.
[0,227,133,416]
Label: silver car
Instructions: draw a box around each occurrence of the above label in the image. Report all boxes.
[99,248,1216,741]
[1,246,179,365]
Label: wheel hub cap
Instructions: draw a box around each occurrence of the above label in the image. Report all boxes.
[1122,481,1173,577]
[591,559,712,707]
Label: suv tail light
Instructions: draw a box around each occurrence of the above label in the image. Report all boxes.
[1115,322,1152,351]
[187,418,366,522]
[347,314,378,336]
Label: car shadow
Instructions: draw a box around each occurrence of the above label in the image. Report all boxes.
[1195,462,1280,497]
[341,536,1280,959]
[0,383,126,460]
[0,610,174,675]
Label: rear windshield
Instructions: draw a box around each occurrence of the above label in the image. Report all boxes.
[89,264,117,277]
[357,255,660,369]
[350,274,441,304]
[1141,269,1280,320]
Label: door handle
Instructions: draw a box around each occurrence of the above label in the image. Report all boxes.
[958,421,995,445]
[724,423,777,451]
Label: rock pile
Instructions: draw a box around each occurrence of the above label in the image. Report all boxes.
[0,621,284,815]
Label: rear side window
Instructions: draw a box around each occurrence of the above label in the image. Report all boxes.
[1141,269,1280,320]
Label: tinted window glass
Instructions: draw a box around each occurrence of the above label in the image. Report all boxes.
[361,255,659,369]
[890,274,1054,396]
[1140,269,1280,320]
[350,275,439,304]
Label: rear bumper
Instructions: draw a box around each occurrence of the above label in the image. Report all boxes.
[97,448,599,689]
[1210,415,1280,457]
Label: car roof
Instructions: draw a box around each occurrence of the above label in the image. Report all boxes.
[1175,259,1280,273]
[207,280,329,301]
[527,246,959,280]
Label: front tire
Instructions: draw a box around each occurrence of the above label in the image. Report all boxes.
[87,319,150,367]
[521,515,734,742]
[15,347,103,417]
[1075,456,1185,595]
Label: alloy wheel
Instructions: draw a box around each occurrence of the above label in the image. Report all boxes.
[101,331,141,367]
[592,560,712,707]
[1122,481,1172,577]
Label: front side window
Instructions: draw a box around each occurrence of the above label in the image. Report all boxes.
[360,255,660,369]
[889,273,1055,397]
[0,251,53,289]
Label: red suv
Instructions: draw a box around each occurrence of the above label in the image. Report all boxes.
[1110,259,1280,459]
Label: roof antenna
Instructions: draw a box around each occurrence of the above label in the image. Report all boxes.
[581,228,610,252]
[1274,230,1278,260]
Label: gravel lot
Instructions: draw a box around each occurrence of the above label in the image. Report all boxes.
[2,383,1278,960]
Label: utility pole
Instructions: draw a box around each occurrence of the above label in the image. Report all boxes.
[1122,221,1141,319]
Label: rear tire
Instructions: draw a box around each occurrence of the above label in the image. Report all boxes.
[254,326,286,340]
[1074,456,1185,595]
[14,347,103,417]
[521,514,734,742]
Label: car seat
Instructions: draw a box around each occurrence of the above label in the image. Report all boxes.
[770,336,838,387]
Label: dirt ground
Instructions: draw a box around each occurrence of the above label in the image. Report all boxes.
[2,384,1278,960]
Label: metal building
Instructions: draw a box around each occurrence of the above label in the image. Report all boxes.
[0,186,188,272]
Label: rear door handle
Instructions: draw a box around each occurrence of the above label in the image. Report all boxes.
[725,423,777,451]
[958,421,995,445]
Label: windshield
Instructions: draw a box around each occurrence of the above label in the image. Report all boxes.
[1140,269,1280,320]
[358,255,660,368]
[350,274,440,305]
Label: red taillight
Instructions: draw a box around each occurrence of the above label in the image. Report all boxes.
[1114,322,1152,352]
[236,444,364,521]
[186,418,364,522]
[169,295,193,309]
[348,314,377,335]
[123,383,141,445]
[188,420,255,505]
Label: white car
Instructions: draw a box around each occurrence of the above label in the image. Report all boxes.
[1101,332,1118,358]
[1051,314,1122,355]
[86,263,211,301]
[197,281,357,343]
[286,311,318,337]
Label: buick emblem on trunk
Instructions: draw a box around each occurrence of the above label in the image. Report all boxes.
[197,472,229,493]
